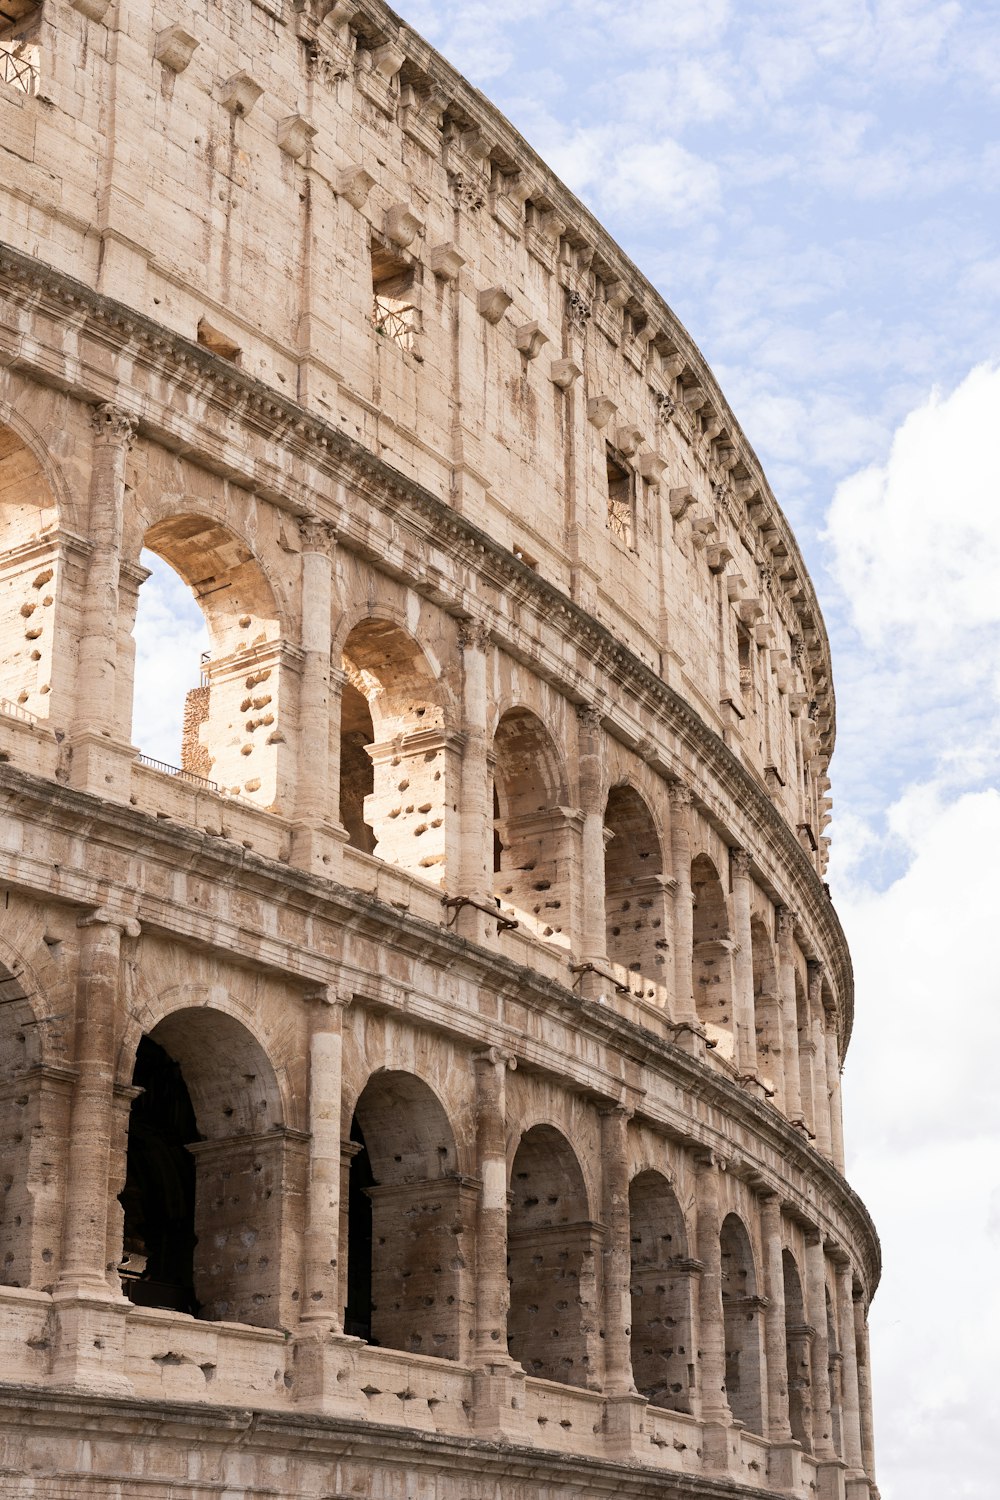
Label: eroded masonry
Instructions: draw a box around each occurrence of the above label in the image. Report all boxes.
[0,1,879,1497]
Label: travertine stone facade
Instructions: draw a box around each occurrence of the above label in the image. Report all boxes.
[0,2,878,1498]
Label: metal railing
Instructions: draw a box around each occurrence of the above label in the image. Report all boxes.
[1,47,39,97]
[0,697,38,726]
[372,294,417,353]
[137,753,219,791]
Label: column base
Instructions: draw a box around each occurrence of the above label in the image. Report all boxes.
[816,1457,848,1500]
[66,732,136,803]
[50,1288,133,1394]
[291,1326,366,1415]
[767,1438,804,1495]
[452,895,502,949]
[472,1359,527,1441]
[846,1477,875,1500]
[289,820,350,880]
[602,1392,648,1459]
[701,1416,740,1476]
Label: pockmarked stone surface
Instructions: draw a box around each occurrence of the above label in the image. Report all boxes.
[0,1,879,1497]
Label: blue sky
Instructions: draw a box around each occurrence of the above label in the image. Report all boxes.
[134,6,1000,1494]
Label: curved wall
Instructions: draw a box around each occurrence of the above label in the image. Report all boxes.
[0,3,877,1499]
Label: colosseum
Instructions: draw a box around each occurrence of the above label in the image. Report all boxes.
[0,1,880,1497]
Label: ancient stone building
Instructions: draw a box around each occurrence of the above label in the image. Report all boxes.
[0,1,880,1497]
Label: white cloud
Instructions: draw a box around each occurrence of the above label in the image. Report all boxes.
[131,552,209,767]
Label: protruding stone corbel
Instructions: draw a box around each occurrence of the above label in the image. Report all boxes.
[668,485,695,520]
[737,597,765,625]
[371,39,405,79]
[428,242,465,280]
[336,164,374,208]
[277,114,318,160]
[539,209,567,242]
[638,450,667,484]
[70,0,111,19]
[661,350,685,378]
[218,72,264,116]
[505,172,535,208]
[702,415,723,442]
[478,287,512,325]
[460,126,493,161]
[715,441,739,471]
[319,0,356,25]
[605,279,630,310]
[683,383,707,408]
[706,543,733,573]
[587,395,617,429]
[154,25,199,72]
[689,514,717,548]
[754,622,775,647]
[726,573,747,602]
[614,424,644,457]
[385,203,423,248]
[550,358,582,390]
[515,321,549,359]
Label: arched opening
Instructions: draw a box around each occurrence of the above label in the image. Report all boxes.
[118,1007,298,1328]
[507,1124,597,1388]
[340,619,449,881]
[691,855,735,1057]
[493,709,570,947]
[347,1071,471,1360]
[796,971,815,1132]
[130,517,286,807]
[628,1170,693,1411]
[720,1213,764,1434]
[605,787,667,1002]
[751,918,782,1091]
[783,1249,812,1449]
[0,420,62,722]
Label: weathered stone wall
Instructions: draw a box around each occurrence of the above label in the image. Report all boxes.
[0,2,875,1497]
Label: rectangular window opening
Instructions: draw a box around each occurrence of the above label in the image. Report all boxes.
[197,319,242,364]
[371,243,418,354]
[737,622,753,698]
[1,3,42,97]
[606,448,635,549]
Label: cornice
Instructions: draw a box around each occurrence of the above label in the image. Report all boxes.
[0,765,878,1293]
[0,242,854,1047]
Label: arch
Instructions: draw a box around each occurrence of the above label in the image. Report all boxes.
[691,854,735,1056]
[605,785,667,1002]
[117,1006,300,1329]
[129,515,289,808]
[720,1213,764,1434]
[783,1249,812,1449]
[628,1170,693,1411]
[507,1123,597,1388]
[346,1069,470,1359]
[340,617,451,882]
[0,414,64,721]
[493,708,571,948]
[751,917,782,1090]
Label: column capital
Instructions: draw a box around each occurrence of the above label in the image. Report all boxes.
[76,907,141,939]
[667,780,693,807]
[298,516,337,555]
[598,1101,635,1124]
[91,402,137,447]
[775,904,797,939]
[730,847,752,879]
[303,984,351,1009]
[458,618,492,652]
[575,701,603,734]
[474,1045,518,1072]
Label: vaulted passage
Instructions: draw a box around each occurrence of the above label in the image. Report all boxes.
[340,619,449,880]
[692,855,735,1057]
[347,1071,471,1360]
[118,1008,299,1328]
[720,1213,764,1434]
[628,1170,693,1411]
[493,709,570,947]
[605,787,667,1002]
[507,1124,597,1388]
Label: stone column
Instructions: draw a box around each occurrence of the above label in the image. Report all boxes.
[668,783,697,1027]
[854,1291,877,1484]
[835,1262,865,1477]
[455,621,495,944]
[809,962,833,1157]
[300,989,348,1326]
[291,520,345,876]
[58,909,138,1293]
[776,907,802,1120]
[473,1047,514,1363]
[576,704,609,975]
[69,404,137,800]
[825,1001,847,1172]
[805,1233,835,1459]
[730,849,757,1075]
[695,1151,730,1424]
[760,1193,792,1441]
[600,1105,636,1396]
